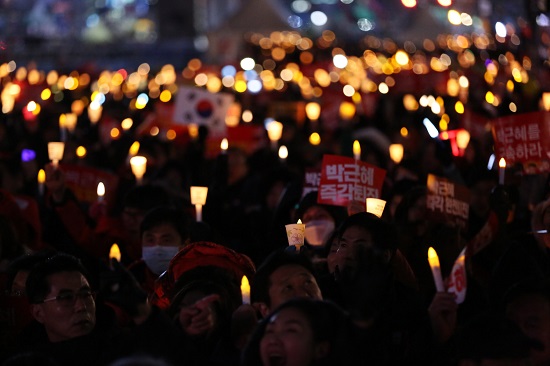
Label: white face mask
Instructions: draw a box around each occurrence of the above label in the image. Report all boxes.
[142,246,180,275]
[304,219,335,246]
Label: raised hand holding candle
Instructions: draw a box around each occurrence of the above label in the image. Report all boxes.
[241,275,251,304]
[428,247,445,292]
[285,219,306,248]
[498,158,506,185]
[109,243,121,262]
[97,182,105,203]
[190,186,208,222]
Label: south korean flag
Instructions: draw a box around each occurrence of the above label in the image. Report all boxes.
[173,86,234,137]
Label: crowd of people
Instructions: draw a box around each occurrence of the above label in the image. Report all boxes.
[0,96,550,366]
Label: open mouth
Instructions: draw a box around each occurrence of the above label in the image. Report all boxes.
[268,355,285,366]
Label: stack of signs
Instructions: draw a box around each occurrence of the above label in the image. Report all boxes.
[492,111,550,174]
[426,174,470,230]
[317,154,386,209]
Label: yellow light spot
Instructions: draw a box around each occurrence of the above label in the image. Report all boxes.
[309,132,321,145]
[159,90,172,102]
[166,129,176,140]
[41,89,52,100]
[121,118,133,130]
[110,128,120,139]
[150,126,160,136]
[76,146,87,158]
[485,91,495,104]
[400,127,409,137]
[455,101,465,114]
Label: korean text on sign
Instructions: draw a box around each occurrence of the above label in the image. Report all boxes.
[318,155,386,208]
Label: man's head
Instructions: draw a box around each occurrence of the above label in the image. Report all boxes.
[26,253,96,342]
[505,281,550,366]
[328,212,397,277]
[251,250,322,318]
[122,184,171,238]
[140,206,189,275]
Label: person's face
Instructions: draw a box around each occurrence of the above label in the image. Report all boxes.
[328,225,374,276]
[31,271,96,342]
[268,265,322,310]
[142,223,183,248]
[408,196,427,224]
[301,206,333,224]
[260,307,323,366]
[507,294,550,366]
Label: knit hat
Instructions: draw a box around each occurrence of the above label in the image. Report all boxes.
[150,241,256,309]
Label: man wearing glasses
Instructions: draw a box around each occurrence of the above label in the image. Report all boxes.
[10,253,180,366]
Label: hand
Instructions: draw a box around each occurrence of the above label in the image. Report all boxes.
[178,294,219,337]
[428,291,458,344]
[100,259,148,319]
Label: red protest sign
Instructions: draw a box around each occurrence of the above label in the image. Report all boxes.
[318,154,386,208]
[61,164,119,206]
[426,174,470,229]
[492,111,550,174]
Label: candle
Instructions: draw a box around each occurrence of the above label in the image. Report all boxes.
[278,145,288,162]
[37,169,45,196]
[285,219,306,248]
[389,144,404,164]
[47,142,65,169]
[266,120,283,150]
[220,138,228,154]
[366,198,386,218]
[240,275,251,304]
[498,158,506,185]
[353,140,361,161]
[190,186,208,222]
[428,247,445,292]
[97,182,105,203]
[109,243,121,262]
[130,155,147,184]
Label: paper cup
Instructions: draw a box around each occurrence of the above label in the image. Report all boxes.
[285,223,305,247]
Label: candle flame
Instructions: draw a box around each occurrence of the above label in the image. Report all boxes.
[427,247,440,268]
[297,219,302,224]
[353,140,361,156]
[498,158,506,169]
[38,169,45,183]
[129,141,140,156]
[109,243,121,262]
[240,275,250,304]
[220,138,228,151]
[97,182,105,197]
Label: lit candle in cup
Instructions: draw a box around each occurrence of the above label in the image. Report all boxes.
[190,186,208,222]
[389,144,404,164]
[130,155,147,185]
[97,182,105,203]
[240,275,251,304]
[37,169,45,196]
[109,243,121,262]
[285,219,306,248]
[266,120,283,151]
[428,247,445,292]
[47,142,65,169]
[498,158,506,185]
[353,140,361,161]
[366,198,386,218]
